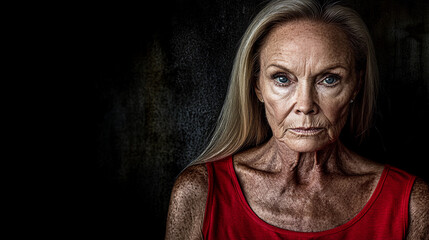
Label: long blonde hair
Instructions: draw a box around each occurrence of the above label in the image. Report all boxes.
[191,0,378,165]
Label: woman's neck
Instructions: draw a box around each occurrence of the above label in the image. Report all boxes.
[262,137,350,187]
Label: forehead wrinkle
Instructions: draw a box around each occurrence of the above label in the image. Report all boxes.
[260,20,354,78]
[263,50,351,79]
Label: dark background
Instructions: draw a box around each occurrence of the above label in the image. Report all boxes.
[95,0,429,238]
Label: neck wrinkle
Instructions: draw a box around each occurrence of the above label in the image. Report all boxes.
[272,138,341,187]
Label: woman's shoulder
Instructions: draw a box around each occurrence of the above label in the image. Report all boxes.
[170,164,208,206]
[407,177,429,239]
[165,164,208,240]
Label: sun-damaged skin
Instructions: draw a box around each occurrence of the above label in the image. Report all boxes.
[165,20,429,240]
[254,20,357,153]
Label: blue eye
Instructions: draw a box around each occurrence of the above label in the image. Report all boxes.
[322,75,339,86]
[274,75,290,85]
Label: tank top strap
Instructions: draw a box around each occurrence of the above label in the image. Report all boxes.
[371,165,417,238]
[203,157,234,238]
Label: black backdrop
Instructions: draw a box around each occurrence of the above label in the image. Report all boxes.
[95,0,429,238]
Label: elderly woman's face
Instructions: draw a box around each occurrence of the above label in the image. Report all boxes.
[256,20,358,152]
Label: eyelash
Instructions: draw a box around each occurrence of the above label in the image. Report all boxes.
[272,74,293,86]
[271,73,342,87]
[319,74,341,87]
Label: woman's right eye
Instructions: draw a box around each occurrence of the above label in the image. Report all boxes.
[273,75,291,86]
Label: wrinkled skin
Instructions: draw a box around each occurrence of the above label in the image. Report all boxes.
[165,20,429,240]
[255,20,358,153]
[232,21,381,232]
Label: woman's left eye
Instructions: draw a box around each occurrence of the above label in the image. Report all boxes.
[321,75,340,86]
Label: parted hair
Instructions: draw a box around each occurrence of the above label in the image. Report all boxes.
[191,0,378,165]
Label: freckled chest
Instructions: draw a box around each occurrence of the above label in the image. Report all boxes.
[234,165,380,232]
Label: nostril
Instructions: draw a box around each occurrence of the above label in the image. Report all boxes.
[295,107,316,115]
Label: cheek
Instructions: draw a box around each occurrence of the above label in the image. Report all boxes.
[319,90,352,138]
[259,84,297,139]
[323,99,349,122]
[318,81,354,119]
[262,84,295,125]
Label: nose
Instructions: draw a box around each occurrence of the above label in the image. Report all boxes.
[294,83,318,115]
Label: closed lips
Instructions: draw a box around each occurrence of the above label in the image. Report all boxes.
[289,128,324,135]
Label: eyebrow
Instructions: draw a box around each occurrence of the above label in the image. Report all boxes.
[265,63,350,76]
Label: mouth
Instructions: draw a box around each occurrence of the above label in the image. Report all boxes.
[289,127,324,136]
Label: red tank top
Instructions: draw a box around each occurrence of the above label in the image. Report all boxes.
[203,156,416,239]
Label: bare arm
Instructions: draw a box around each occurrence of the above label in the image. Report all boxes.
[165,164,208,240]
[407,178,429,240]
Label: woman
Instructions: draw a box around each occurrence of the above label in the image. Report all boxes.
[165,0,429,239]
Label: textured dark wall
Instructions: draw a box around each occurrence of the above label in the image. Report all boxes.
[95,0,429,238]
